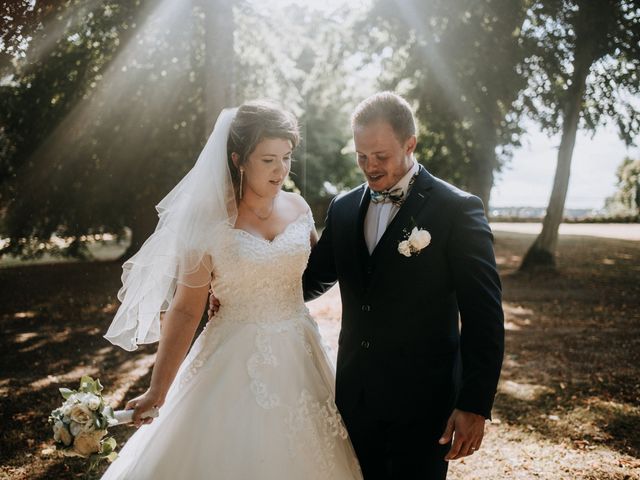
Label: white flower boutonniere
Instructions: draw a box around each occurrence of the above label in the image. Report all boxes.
[398,227,431,257]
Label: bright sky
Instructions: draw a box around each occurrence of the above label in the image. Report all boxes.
[490,121,639,210]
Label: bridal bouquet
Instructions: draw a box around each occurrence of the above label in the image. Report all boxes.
[48,376,119,462]
[48,375,159,475]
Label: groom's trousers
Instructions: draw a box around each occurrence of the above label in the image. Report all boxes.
[343,392,451,480]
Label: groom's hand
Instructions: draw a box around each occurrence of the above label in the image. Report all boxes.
[207,289,220,320]
[439,408,486,461]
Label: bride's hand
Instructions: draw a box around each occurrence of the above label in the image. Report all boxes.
[125,389,164,428]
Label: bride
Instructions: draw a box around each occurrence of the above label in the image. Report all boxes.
[101,101,362,479]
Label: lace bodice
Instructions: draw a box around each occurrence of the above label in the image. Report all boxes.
[209,211,313,323]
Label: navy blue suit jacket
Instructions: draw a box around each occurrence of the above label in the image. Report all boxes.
[303,166,504,422]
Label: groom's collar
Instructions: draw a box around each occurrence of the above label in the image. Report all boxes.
[412,164,435,193]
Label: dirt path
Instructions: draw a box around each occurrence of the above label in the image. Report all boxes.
[1,230,639,479]
[491,222,640,241]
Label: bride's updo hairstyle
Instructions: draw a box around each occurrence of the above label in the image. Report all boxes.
[227,100,300,200]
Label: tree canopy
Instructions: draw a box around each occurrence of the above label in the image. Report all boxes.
[0,0,363,258]
[1,0,638,261]
[359,0,533,210]
[605,157,640,218]
[520,0,640,270]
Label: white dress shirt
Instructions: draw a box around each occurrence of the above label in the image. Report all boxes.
[364,161,419,254]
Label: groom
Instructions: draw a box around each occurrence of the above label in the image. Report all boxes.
[302,92,504,479]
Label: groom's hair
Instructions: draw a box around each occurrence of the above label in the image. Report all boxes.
[351,92,416,142]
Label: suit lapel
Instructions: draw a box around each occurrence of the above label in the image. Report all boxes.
[354,185,371,285]
[370,166,435,264]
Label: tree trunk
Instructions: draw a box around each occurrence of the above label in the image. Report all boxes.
[467,128,497,218]
[119,195,158,261]
[468,118,499,218]
[520,53,592,271]
[120,0,237,261]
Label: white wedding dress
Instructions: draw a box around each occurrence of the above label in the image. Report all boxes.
[101,211,362,479]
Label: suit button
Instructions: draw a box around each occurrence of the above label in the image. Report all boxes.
[361,340,370,349]
[366,265,373,274]
[361,304,371,312]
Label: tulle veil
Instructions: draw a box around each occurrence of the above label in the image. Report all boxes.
[104,108,238,351]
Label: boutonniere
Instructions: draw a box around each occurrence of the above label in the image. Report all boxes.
[398,226,431,257]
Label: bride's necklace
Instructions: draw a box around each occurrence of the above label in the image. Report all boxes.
[242,198,275,221]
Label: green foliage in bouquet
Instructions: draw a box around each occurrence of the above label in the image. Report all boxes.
[49,376,119,476]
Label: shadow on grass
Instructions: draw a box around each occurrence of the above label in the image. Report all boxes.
[0,262,175,479]
[495,381,640,458]
[492,232,640,460]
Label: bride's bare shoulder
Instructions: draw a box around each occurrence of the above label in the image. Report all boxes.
[280,191,310,215]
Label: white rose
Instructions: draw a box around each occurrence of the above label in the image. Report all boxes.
[53,420,73,446]
[76,392,91,403]
[73,430,106,457]
[408,227,431,251]
[85,394,101,411]
[69,404,92,425]
[398,240,412,257]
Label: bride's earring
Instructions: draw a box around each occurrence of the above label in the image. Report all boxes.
[239,168,244,199]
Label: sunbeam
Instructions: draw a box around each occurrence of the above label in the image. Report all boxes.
[22,0,106,72]
[387,0,502,142]
[14,0,202,198]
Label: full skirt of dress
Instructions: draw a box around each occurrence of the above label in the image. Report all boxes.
[101,311,362,480]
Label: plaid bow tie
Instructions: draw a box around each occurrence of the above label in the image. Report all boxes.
[370,173,418,207]
[370,186,405,207]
